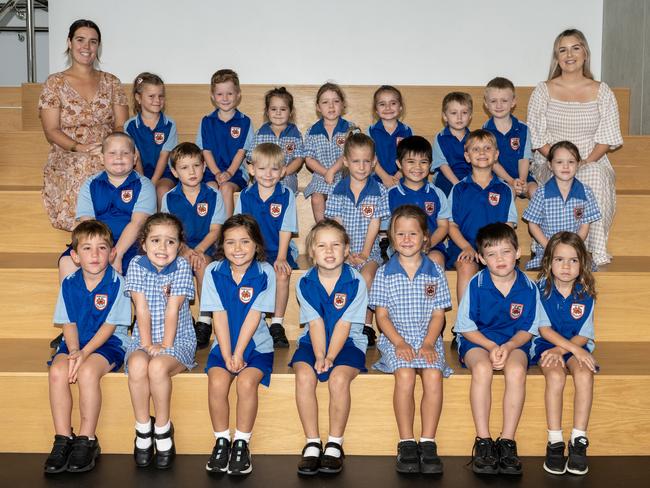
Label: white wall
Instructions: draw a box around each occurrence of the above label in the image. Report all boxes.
[49,0,603,85]
[0,8,49,85]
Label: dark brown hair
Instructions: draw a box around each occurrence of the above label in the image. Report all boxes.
[373,85,404,112]
[264,87,295,123]
[210,69,240,91]
[71,219,113,251]
[396,135,432,163]
[169,142,203,169]
[485,76,515,93]
[139,212,185,246]
[476,223,519,254]
[547,140,581,163]
[215,214,266,262]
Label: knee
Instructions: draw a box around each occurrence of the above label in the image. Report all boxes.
[76,364,101,386]
[236,376,258,396]
[49,362,68,385]
[295,369,317,391]
[572,368,594,389]
[471,361,494,382]
[545,368,567,389]
[394,370,416,391]
[147,359,169,382]
[504,363,527,385]
[128,356,149,381]
[327,372,351,396]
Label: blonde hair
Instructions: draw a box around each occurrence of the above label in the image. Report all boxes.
[548,29,594,80]
[305,219,350,260]
[132,72,164,114]
[442,91,473,113]
[251,142,284,169]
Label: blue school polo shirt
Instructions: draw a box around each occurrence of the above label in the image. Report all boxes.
[76,170,156,243]
[483,116,532,180]
[161,183,226,256]
[124,113,178,179]
[431,127,471,195]
[295,264,368,353]
[388,180,451,235]
[54,266,131,347]
[367,120,413,178]
[234,183,299,267]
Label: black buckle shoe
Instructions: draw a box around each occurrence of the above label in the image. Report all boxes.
[133,417,155,468]
[44,434,75,474]
[419,440,443,474]
[567,436,589,475]
[228,439,252,475]
[154,423,175,470]
[319,442,344,474]
[363,325,377,347]
[496,437,522,475]
[544,441,566,474]
[194,320,212,349]
[396,440,419,474]
[297,441,322,476]
[67,435,100,472]
[269,323,289,348]
[206,437,230,473]
[471,437,498,475]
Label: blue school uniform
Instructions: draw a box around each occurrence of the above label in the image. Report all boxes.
[289,264,368,381]
[431,127,471,196]
[72,170,156,274]
[370,254,453,375]
[388,179,451,255]
[303,118,353,198]
[324,177,390,266]
[522,177,601,270]
[125,255,197,370]
[246,123,305,193]
[124,113,178,181]
[530,279,595,364]
[201,260,276,386]
[454,268,549,364]
[483,116,534,183]
[447,175,518,265]
[50,267,131,371]
[196,109,253,189]
[161,183,226,257]
[367,120,413,181]
[234,183,299,268]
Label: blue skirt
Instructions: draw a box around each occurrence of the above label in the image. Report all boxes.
[49,338,125,372]
[289,340,367,382]
[205,346,274,387]
[457,337,531,369]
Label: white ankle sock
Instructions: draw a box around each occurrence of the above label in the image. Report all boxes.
[214,429,230,441]
[571,428,587,444]
[304,437,321,458]
[548,429,564,444]
[135,419,153,449]
[154,421,172,451]
[233,429,251,443]
[271,317,284,326]
[400,438,416,443]
[325,435,343,457]
[199,314,212,324]
[420,437,435,443]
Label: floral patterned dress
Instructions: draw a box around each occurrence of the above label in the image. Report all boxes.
[38,71,127,230]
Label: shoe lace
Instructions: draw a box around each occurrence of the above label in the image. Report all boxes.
[467,438,493,466]
[499,439,518,461]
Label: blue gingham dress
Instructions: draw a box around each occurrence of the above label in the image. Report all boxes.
[303,118,353,197]
[246,122,304,194]
[124,255,197,370]
[325,177,391,266]
[370,254,453,375]
[522,177,601,269]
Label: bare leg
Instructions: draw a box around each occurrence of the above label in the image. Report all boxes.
[235,368,265,432]
[393,368,416,439]
[155,178,176,210]
[147,355,186,426]
[501,349,528,439]
[49,355,73,436]
[327,366,359,437]
[127,351,153,423]
[311,193,326,223]
[293,362,319,438]
[208,367,235,432]
[420,368,443,439]
[541,363,567,431]
[464,348,493,438]
[567,358,594,431]
[274,266,291,319]
[76,353,113,437]
[220,182,239,218]
[427,250,446,269]
[455,260,479,303]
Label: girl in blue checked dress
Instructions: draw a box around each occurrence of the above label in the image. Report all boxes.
[201,214,276,476]
[304,82,355,223]
[125,213,196,469]
[371,205,452,475]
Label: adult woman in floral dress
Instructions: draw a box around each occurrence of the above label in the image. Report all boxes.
[39,19,128,231]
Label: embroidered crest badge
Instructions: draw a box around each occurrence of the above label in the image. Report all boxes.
[239,286,253,304]
[333,293,347,310]
[285,142,295,154]
[154,132,165,145]
[197,202,209,217]
[230,126,241,139]
[488,192,500,206]
[571,303,585,319]
[574,207,584,220]
[424,201,435,215]
[121,189,133,203]
[361,204,375,218]
[335,135,346,147]
[162,284,171,298]
[425,283,437,298]
[270,203,282,218]
[510,137,520,151]
[94,294,108,310]
[510,303,524,319]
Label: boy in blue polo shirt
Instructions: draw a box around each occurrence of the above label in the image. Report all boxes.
[483,77,537,199]
[45,220,131,474]
[58,132,156,281]
[455,223,548,476]
[234,142,298,348]
[161,142,227,348]
[196,69,254,217]
[431,92,473,196]
[388,135,450,268]
[447,129,517,302]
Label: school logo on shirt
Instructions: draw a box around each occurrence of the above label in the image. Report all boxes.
[230,126,241,139]
[285,142,295,154]
[510,303,524,319]
[424,201,435,216]
[574,206,584,220]
[510,137,520,151]
[94,294,108,311]
[121,189,133,203]
[335,135,346,147]
[361,204,375,218]
[239,286,253,304]
[424,283,437,298]
[162,283,171,298]
[488,192,500,206]
[333,293,347,310]
[197,202,209,217]
[571,303,586,319]
[154,132,165,145]
[270,203,282,218]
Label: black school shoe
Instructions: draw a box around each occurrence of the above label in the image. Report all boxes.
[395,440,419,474]
[543,441,567,475]
[194,320,212,349]
[133,417,155,468]
[567,436,589,475]
[154,423,176,470]
[496,438,522,475]
[44,434,75,474]
[471,437,498,475]
[67,436,100,472]
[269,323,289,348]
[206,437,230,473]
[419,440,443,474]
[297,441,322,476]
[319,442,344,474]
[228,439,252,475]
[363,325,377,347]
